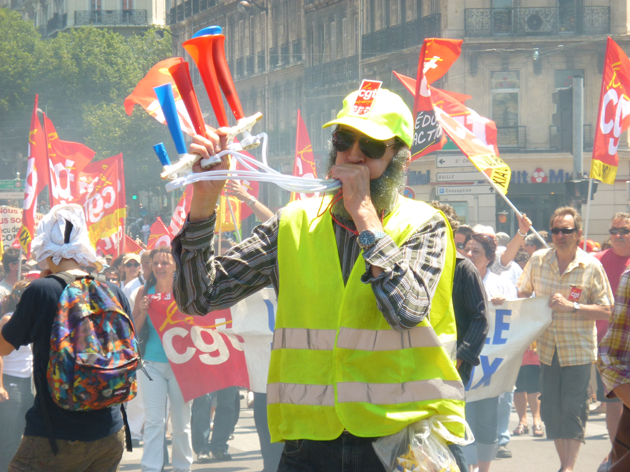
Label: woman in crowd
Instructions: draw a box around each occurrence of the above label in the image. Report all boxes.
[133,247,193,472]
[463,233,517,472]
[0,280,34,470]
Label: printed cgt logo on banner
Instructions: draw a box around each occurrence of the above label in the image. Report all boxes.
[148,293,250,402]
[465,297,552,402]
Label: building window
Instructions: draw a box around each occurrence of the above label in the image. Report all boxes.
[555,69,584,89]
[491,71,519,127]
[330,20,336,60]
[558,0,575,33]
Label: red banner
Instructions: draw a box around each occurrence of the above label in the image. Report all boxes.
[591,37,630,184]
[148,217,171,249]
[124,57,198,136]
[147,293,249,402]
[169,187,192,237]
[43,115,95,206]
[18,95,48,256]
[290,110,318,202]
[411,38,462,159]
[124,234,144,254]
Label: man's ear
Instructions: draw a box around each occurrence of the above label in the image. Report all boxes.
[403,148,412,171]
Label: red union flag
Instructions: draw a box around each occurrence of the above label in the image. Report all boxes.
[148,217,171,249]
[290,110,318,202]
[147,293,249,402]
[411,38,463,159]
[18,95,49,256]
[124,57,198,136]
[394,71,499,156]
[79,154,126,256]
[592,37,630,184]
[169,187,192,237]
[44,115,95,206]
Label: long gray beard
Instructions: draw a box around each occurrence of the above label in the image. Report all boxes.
[324,148,408,222]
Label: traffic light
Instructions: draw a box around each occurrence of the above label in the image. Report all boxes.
[132,195,137,200]
[565,179,598,203]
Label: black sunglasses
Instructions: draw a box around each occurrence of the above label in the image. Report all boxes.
[332,129,396,159]
[456,242,465,250]
[124,262,140,268]
[551,227,577,235]
[609,228,630,236]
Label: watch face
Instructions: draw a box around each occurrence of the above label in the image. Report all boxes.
[359,230,376,248]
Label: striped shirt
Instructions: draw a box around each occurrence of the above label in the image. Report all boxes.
[172,208,448,332]
[517,247,614,366]
[598,269,630,397]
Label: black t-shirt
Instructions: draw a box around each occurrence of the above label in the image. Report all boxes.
[1,273,131,442]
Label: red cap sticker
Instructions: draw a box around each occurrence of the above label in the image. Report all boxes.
[350,80,383,118]
[568,286,583,302]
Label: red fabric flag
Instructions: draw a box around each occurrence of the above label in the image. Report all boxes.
[169,187,192,237]
[124,57,199,136]
[124,234,144,254]
[78,154,126,256]
[147,293,249,402]
[411,38,463,159]
[290,110,319,202]
[394,71,499,156]
[43,115,95,206]
[18,95,48,256]
[148,217,171,249]
[591,37,630,184]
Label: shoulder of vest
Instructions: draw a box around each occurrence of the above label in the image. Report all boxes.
[281,197,330,220]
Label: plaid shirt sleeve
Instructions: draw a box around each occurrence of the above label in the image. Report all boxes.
[171,212,280,316]
[598,270,630,397]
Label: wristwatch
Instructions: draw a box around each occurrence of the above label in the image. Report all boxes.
[357,230,387,250]
[572,302,580,313]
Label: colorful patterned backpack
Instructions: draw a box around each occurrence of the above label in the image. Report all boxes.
[47,274,139,410]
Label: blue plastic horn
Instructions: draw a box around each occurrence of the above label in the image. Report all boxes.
[154,83,187,155]
[192,25,222,38]
[153,143,171,166]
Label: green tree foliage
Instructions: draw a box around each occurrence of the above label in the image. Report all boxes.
[0,10,174,199]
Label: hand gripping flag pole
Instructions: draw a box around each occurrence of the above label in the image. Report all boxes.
[152,26,340,195]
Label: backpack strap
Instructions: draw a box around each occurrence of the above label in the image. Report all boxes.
[120,404,133,452]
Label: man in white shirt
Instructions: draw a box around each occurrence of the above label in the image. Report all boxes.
[0,249,25,299]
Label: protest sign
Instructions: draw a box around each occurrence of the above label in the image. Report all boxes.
[1,206,43,248]
[147,292,250,402]
[465,297,552,402]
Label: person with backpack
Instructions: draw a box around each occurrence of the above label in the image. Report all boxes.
[133,245,193,472]
[0,203,138,472]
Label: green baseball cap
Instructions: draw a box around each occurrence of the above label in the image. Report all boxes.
[323,86,413,147]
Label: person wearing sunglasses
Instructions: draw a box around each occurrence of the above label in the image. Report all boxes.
[517,206,614,472]
[121,253,145,303]
[172,85,464,472]
[592,213,630,470]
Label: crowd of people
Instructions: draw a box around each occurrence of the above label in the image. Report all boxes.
[0,85,629,472]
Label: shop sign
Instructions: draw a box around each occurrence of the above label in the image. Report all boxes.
[511,168,571,184]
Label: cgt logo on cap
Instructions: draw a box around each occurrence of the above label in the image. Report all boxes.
[350,80,383,118]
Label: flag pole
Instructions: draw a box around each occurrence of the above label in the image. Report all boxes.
[582,178,594,251]
[479,172,549,248]
[17,246,23,281]
[226,197,242,243]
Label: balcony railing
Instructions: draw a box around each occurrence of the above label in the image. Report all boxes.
[74,9,147,26]
[362,14,441,59]
[305,55,359,90]
[497,126,526,150]
[465,7,610,37]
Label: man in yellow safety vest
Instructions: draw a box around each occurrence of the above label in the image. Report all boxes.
[172,85,465,471]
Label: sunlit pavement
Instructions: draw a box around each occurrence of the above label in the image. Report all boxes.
[120,401,611,472]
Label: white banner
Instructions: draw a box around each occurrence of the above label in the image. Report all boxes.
[224,288,276,393]
[0,206,43,248]
[465,297,552,402]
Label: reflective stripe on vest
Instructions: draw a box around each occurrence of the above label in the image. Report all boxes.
[272,326,442,352]
[267,379,465,406]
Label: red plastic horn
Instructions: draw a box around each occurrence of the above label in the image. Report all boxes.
[182,35,229,128]
[211,35,245,121]
[168,62,209,137]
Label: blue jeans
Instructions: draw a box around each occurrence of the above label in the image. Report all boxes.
[277,433,385,472]
[191,393,212,455]
[498,391,514,447]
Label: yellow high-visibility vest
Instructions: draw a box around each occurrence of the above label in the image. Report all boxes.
[269,195,464,442]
